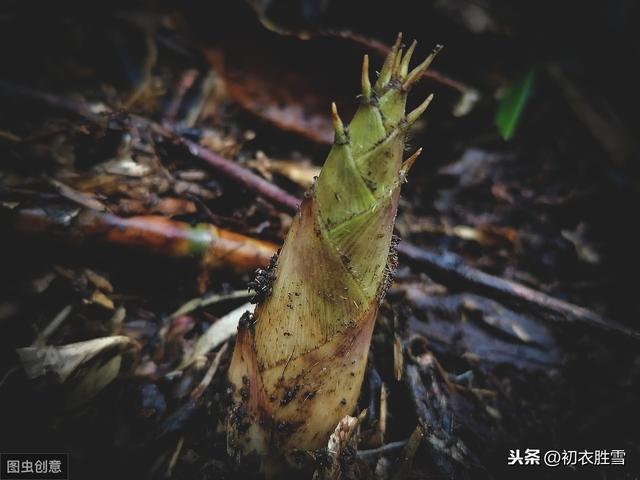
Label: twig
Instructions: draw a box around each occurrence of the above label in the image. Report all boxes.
[163,69,199,124]
[47,177,106,212]
[165,436,184,478]
[391,425,425,480]
[397,243,640,341]
[357,440,407,460]
[151,338,230,440]
[190,342,229,400]
[176,303,254,372]
[0,81,301,214]
[0,81,104,124]
[168,290,252,320]
[177,137,300,213]
[7,205,278,274]
[35,304,73,345]
[0,365,20,388]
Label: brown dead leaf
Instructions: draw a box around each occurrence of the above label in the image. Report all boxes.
[248,151,320,188]
[16,335,131,382]
[199,129,244,158]
[203,30,362,144]
[203,22,468,143]
[206,48,348,144]
[84,269,114,293]
[175,302,255,371]
[16,335,132,408]
[87,290,115,310]
[199,5,473,139]
[116,197,197,216]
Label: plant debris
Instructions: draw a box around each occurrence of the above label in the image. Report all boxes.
[1,1,640,479]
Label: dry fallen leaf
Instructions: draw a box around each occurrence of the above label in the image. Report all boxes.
[248,150,320,188]
[87,290,115,310]
[313,410,367,480]
[175,302,255,371]
[203,29,362,144]
[16,336,133,408]
[17,336,132,382]
[85,269,114,293]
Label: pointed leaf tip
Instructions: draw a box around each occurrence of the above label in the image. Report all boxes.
[400,40,417,78]
[401,148,422,179]
[375,32,403,91]
[393,32,403,51]
[331,102,348,144]
[393,46,404,77]
[406,94,434,125]
[403,45,443,90]
[361,55,371,100]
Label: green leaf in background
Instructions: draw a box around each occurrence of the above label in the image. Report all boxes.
[495,68,535,140]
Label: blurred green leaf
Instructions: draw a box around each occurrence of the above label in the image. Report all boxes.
[495,69,535,140]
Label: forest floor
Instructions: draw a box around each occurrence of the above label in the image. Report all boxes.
[1,2,639,479]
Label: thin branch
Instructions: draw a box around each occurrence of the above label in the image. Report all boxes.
[190,342,229,400]
[7,205,278,274]
[0,81,104,124]
[397,243,640,341]
[177,137,300,213]
[357,440,407,459]
[0,81,301,214]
